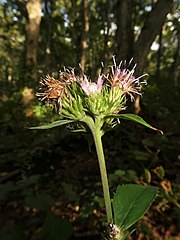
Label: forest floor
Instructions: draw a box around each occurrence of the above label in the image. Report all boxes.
[0,116,179,240]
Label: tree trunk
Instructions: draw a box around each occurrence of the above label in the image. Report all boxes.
[173,27,180,87]
[102,0,111,68]
[44,0,52,73]
[133,0,173,114]
[80,0,89,71]
[25,0,42,82]
[134,0,173,75]
[156,28,163,79]
[116,0,134,62]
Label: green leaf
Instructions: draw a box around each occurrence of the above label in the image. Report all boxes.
[25,194,54,211]
[113,184,158,230]
[62,182,80,202]
[153,166,165,179]
[0,182,15,201]
[16,175,40,189]
[0,175,40,202]
[133,150,149,161]
[0,226,25,240]
[106,113,163,134]
[144,169,151,183]
[29,119,74,130]
[38,213,73,240]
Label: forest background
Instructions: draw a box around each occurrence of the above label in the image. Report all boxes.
[0,0,179,239]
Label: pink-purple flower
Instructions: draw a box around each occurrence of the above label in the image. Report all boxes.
[79,74,104,96]
[109,56,147,100]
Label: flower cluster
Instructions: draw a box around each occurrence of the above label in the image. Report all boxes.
[37,68,76,111]
[37,57,147,117]
[109,56,147,101]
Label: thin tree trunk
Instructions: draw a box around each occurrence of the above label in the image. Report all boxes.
[80,0,89,71]
[25,0,42,82]
[116,0,134,62]
[102,0,110,68]
[156,28,163,79]
[173,28,180,87]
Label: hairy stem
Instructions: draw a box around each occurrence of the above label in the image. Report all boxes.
[92,128,113,223]
[82,115,113,223]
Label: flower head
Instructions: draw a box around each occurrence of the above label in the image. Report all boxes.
[109,56,147,100]
[36,68,76,111]
[59,67,77,84]
[79,73,104,96]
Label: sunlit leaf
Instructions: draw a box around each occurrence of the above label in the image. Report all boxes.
[144,169,152,183]
[153,166,165,179]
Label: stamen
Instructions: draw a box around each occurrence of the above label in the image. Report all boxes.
[118,60,123,69]
[128,58,133,66]
[112,55,117,68]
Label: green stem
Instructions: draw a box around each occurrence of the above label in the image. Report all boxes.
[82,115,113,223]
[92,127,113,223]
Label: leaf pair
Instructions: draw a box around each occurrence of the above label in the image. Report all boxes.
[29,113,163,134]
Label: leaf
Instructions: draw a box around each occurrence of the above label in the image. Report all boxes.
[0,175,40,202]
[153,166,165,179]
[0,182,15,201]
[144,169,151,183]
[113,184,158,230]
[106,113,163,134]
[62,182,80,202]
[25,194,54,211]
[133,150,149,161]
[0,226,25,240]
[16,175,40,189]
[38,213,73,240]
[29,119,74,130]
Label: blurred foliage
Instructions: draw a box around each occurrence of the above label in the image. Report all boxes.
[0,0,179,239]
